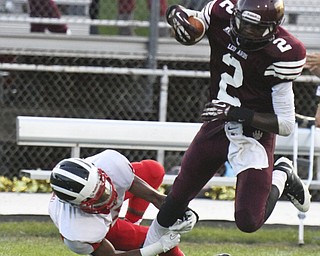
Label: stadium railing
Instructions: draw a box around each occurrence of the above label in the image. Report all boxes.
[16,116,320,245]
[0,0,319,49]
[17,116,320,187]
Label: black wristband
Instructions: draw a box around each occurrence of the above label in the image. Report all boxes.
[227,107,254,125]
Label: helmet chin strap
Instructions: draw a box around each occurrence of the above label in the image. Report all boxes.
[80,188,118,214]
[230,4,280,52]
[233,33,273,52]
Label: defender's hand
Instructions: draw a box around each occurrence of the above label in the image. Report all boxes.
[169,209,199,233]
[159,231,181,252]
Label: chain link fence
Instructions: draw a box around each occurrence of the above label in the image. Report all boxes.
[0,57,211,177]
[0,0,319,179]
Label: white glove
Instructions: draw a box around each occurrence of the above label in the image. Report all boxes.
[169,209,198,233]
[159,231,181,252]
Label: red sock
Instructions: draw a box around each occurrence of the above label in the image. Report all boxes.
[160,246,185,256]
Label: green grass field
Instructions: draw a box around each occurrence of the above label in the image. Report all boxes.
[0,219,320,256]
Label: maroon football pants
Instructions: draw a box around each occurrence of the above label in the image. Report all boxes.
[170,120,276,232]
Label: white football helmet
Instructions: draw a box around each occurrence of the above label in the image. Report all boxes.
[50,158,117,214]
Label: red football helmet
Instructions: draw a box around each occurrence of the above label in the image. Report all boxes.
[230,0,284,51]
[50,158,118,214]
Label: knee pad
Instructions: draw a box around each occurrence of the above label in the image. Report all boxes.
[140,160,165,179]
[235,209,263,233]
[132,160,165,189]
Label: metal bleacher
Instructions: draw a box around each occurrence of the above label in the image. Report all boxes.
[0,0,319,59]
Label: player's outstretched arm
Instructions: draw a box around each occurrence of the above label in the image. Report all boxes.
[129,175,166,209]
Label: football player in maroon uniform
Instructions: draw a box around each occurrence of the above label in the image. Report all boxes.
[143,0,311,245]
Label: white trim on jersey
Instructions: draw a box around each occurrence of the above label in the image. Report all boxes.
[272,58,306,68]
[201,1,216,29]
[264,58,306,80]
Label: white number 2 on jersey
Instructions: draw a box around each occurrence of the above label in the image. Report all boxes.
[217,53,243,106]
[273,38,292,53]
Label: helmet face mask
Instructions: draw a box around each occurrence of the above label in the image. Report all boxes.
[50,158,118,214]
[79,169,118,214]
[230,0,284,51]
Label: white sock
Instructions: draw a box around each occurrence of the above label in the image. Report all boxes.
[143,218,169,247]
[272,170,287,197]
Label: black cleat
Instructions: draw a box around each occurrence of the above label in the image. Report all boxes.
[274,157,311,212]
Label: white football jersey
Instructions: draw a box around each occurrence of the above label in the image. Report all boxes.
[48,149,135,243]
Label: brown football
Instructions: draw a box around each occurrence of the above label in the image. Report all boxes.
[187,16,205,38]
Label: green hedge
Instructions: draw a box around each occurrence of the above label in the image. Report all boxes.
[0,176,235,200]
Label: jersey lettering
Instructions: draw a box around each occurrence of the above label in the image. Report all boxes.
[219,0,234,14]
[227,43,248,59]
[273,38,292,53]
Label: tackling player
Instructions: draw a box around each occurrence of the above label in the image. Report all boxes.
[144,0,311,246]
[48,149,195,256]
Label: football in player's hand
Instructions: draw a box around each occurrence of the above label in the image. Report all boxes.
[187,16,205,38]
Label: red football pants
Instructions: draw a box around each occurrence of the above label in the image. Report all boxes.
[106,219,183,256]
[106,160,164,249]
[105,160,184,256]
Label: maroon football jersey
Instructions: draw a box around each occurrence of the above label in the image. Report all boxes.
[202,0,306,113]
